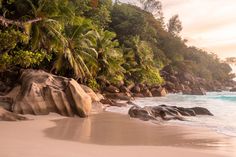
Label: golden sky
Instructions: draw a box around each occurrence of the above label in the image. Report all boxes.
[121,0,236,59]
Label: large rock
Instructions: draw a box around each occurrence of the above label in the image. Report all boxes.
[81,85,102,102]
[0,81,8,94]
[0,69,96,119]
[66,79,92,117]
[120,85,130,93]
[128,105,213,122]
[100,98,127,107]
[175,83,185,91]
[183,86,206,95]
[190,107,214,116]
[151,87,167,97]
[96,76,110,87]
[0,107,27,121]
[191,86,206,95]
[142,89,152,97]
[169,75,178,83]
[96,93,104,101]
[133,93,144,97]
[104,92,132,100]
[128,106,156,121]
[0,96,12,111]
[100,98,115,105]
[105,85,120,93]
[126,82,135,90]
[179,72,196,83]
[230,87,236,92]
[164,81,176,93]
[131,85,141,93]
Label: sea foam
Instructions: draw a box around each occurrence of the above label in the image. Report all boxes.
[107,92,236,137]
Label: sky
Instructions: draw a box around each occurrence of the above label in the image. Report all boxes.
[119,0,236,59]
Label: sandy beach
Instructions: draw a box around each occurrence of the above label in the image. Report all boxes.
[0,112,235,157]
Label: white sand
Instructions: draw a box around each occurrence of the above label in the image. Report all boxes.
[0,113,235,157]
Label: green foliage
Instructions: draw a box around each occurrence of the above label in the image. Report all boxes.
[0,50,50,70]
[139,0,164,23]
[135,66,163,85]
[111,4,147,41]
[53,17,98,79]
[73,0,92,16]
[167,15,183,36]
[89,4,111,28]
[93,30,125,83]
[0,0,233,89]
[122,36,163,85]
[12,50,50,68]
[0,53,12,70]
[87,78,100,91]
[0,29,28,52]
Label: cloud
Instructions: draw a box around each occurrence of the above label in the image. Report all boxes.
[162,0,236,58]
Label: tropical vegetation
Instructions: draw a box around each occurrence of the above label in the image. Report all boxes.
[0,0,234,90]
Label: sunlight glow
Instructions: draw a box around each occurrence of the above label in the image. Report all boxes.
[121,0,236,59]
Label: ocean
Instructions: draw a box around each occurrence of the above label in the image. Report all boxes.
[107,92,236,137]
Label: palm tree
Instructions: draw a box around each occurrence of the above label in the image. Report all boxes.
[53,17,99,80]
[88,29,125,85]
[94,30,123,75]
[15,0,69,51]
[17,0,98,80]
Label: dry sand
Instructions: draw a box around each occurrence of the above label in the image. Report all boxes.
[0,112,235,157]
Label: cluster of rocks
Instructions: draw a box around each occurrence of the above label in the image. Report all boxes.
[230,87,236,92]
[0,69,105,121]
[0,68,223,122]
[160,65,236,95]
[128,105,213,121]
[101,82,167,101]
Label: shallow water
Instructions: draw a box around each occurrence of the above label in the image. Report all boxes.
[107,92,236,137]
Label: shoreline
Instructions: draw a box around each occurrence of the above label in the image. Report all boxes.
[0,112,235,157]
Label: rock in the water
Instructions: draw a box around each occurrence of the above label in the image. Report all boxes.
[190,107,213,116]
[128,105,156,121]
[128,105,213,122]
[0,69,95,118]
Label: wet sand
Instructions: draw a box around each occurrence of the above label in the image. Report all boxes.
[0,112,235,157]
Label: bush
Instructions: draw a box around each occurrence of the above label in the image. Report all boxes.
[0,50,51,70]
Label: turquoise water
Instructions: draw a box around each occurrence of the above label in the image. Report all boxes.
[107,92,236,137]
[135,92,236,137]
